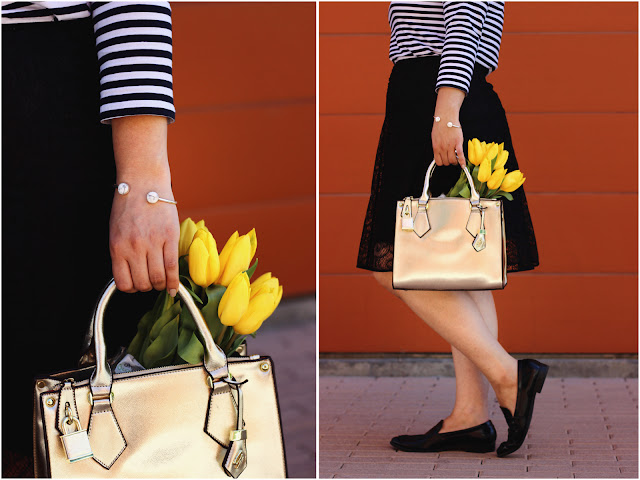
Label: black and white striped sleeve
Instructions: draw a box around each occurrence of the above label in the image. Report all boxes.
[435,2,488,95]
[90,1,175,125]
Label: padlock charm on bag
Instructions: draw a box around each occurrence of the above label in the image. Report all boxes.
[60,412,93,463]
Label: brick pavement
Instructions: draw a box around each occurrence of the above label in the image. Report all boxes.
[320,376,638,478]
[248,297,316,478]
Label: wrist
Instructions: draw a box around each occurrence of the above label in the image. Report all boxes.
[434,86,465,119]
[115,156,172,186]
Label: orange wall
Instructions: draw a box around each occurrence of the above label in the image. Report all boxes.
[169,3,316,297]
[319,2,638,353]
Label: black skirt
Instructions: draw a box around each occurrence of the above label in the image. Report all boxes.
[356,56,539,273]
[2,18,155,472]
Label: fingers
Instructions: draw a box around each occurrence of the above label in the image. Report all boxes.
[432,123,465,167]
[129,250,153,292]
[147,247,167,291]
[455,139,467,168]
[112,255,135,293]
[164,238,179,298]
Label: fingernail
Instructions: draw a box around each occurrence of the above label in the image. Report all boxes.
[169,289,177,298]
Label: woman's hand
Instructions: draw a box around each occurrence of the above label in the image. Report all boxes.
[109,115,180,297]
[432,86,466,168]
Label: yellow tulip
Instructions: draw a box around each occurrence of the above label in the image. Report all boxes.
[500,170,526,193]
[480,141,487,154]
[494,150,509,171]
[217,229,257,286]
[234,274,283,335]
[467,139,476,165]
[497,142,504,155]
[468,139,482,166]
[247,228,257,260]
[473,139,484,166]
[218,272,250,326]
[486,143,499,163]
[179,218,208,257]
[188,229,220,287]
[478,157,492,183]
[487,168,506,190]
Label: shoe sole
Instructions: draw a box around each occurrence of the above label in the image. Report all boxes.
[496,361,550,457]
[390,440,496,454]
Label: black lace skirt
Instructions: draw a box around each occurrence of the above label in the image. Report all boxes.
[357,56,539,273]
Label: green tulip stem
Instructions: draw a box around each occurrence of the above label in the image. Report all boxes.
[215,326,227,347]
[227,332,241,354]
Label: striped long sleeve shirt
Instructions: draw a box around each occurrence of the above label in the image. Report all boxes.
[2,1,175,124]
[389,1,504,94]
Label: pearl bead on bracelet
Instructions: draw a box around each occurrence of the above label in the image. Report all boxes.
[433,116,461,128]
[115,182,178,205]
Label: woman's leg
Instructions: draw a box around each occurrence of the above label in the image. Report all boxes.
[372,272,518,418]
[443,291,498,431]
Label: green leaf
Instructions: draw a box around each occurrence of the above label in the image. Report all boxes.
[201,285,226,339]
[127,291,167,360]
[459,184,470,199]
[486,188,499,199]
[127,309,155,359]
[222,327,234,349]
[179,303,197,331]
[446,172,468,198]
[142,316,179,368]
[249,332,257,339]
[226,335,247,357]
[446,172,467,197]
[177,330,205,364]
[149,300,182,341]
[498,191,513,201]
[179,256,190,277]
[179,276,204,305]
[245,258,259,280]
[126,331,146,361]
[490,154,498,170]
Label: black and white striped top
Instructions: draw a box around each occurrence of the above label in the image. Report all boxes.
[2,1,175,124]
[389,1,504,94]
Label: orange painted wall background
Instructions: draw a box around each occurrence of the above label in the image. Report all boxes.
[319,2,638,353]
[169,2,316,297]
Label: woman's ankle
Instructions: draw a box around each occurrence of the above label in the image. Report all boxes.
[441,411,490,432]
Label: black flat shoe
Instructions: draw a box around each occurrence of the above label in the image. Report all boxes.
[390,419,496,453]
[496,358,549,457]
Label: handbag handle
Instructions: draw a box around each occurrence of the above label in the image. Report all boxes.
[89,279,229,394]
[419,159,481,206]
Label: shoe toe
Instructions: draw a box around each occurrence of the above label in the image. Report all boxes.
[496,441,509,457]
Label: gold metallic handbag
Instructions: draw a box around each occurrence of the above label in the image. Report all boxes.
[393,159,507,290]
[33,280,287,478]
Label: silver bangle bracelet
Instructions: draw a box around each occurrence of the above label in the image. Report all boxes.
[115,182,178,205]
[433,116,461,128]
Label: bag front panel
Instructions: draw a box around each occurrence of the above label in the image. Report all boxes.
[393,198,505,290]
[37,358,286,478]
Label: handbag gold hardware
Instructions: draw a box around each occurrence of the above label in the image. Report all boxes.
[87,391,113,406]
[33,280,287,478]
[392,159,507,290]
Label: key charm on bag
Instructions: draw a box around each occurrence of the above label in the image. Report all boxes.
[60,403,93,463]
[471,204,487,252]
[222,377,248,478]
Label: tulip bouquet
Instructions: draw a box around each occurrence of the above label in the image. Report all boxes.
[127,218,283,369]
[447,138,526,200]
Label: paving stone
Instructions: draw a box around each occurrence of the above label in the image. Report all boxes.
[320,376,638,479]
